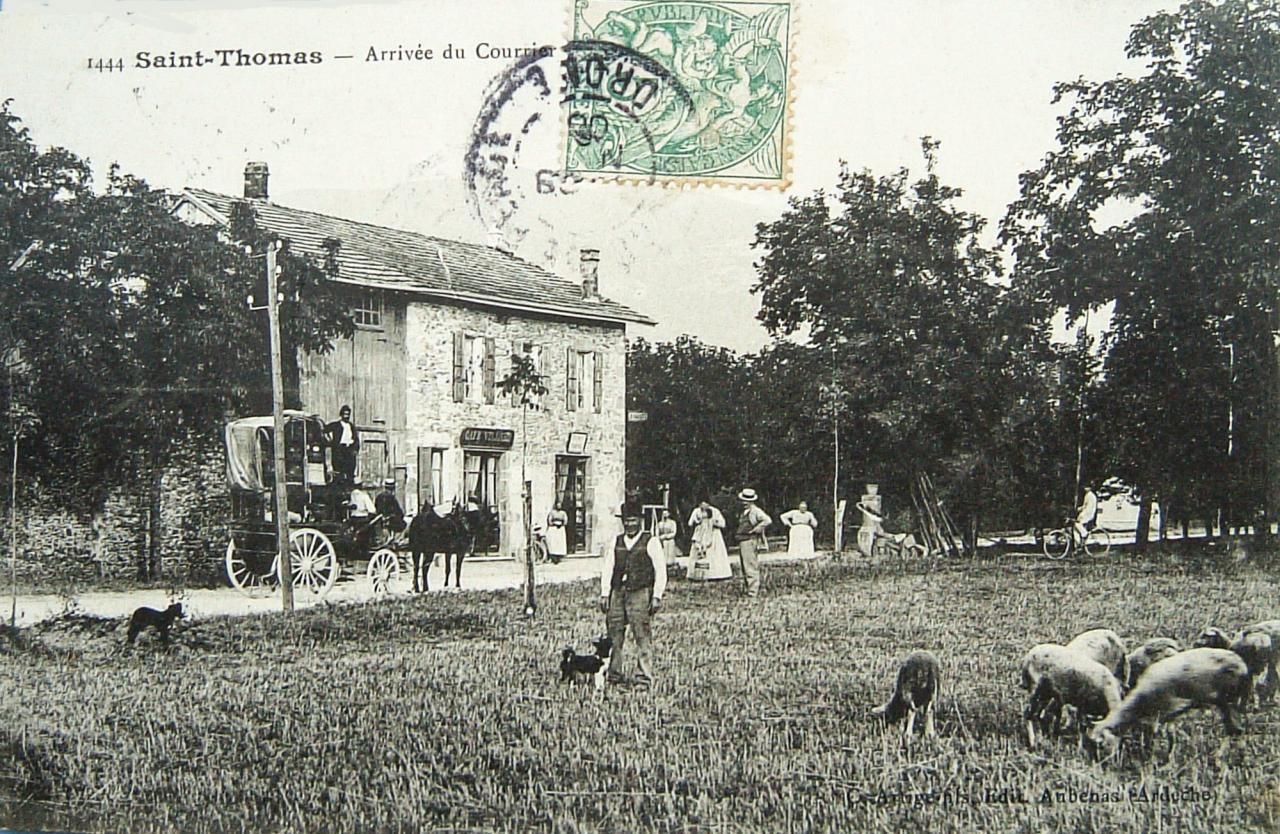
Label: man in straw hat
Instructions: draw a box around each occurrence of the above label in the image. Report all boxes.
[375,477,406,535]
[735,488,772,599]
[599,501,667,687]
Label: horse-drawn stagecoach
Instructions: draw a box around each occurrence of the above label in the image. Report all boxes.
[223,411,408,598]
[223,411,488,598]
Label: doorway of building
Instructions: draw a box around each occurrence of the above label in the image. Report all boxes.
[463,450,502,554]
[555,456,589,554]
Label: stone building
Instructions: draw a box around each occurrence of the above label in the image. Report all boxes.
[172,164,652,558]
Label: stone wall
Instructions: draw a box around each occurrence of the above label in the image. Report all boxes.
[6,442,229,588]
[405,302,628,557]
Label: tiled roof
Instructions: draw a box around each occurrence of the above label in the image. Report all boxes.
[179,188,654,326]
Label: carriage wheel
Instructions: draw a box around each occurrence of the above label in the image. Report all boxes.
[367,548,402,596]
[284,528,339,596]
[225,539,280,598]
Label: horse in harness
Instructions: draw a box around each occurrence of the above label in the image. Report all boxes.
[406,500,487,592]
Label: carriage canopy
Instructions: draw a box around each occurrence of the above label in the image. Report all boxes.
[224,410,321,491]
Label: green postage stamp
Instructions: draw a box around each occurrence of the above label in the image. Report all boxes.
[567,0,793,186]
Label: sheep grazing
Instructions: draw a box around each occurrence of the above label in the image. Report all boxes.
[1193,626,1234,650]
[1020,644,1122,748]
[1065,628,1129,685]
[870,650,941,739]
[1231,621,1279,704]
[1125,638,1182,690]
[1088,647,1251,753]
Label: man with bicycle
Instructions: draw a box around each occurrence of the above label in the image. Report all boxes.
[1073,483,1099,545]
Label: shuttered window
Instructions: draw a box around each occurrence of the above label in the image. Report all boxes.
[568,350,598,412]
[592,351,603,414]
[483,336,496,404]
[454,332,492,404]
[566,346,579,412]
[452,332,465,403]
[510,341,522,408]
[460,335,485,403]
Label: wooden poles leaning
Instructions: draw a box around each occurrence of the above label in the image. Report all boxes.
[911,473,965,558]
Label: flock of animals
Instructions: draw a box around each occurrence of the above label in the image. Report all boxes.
[867,621,1278,755]
[122,547,1277,763]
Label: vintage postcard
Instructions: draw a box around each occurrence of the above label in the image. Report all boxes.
[0,0,1275,832]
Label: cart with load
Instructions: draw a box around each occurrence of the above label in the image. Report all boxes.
[223,411,409,598]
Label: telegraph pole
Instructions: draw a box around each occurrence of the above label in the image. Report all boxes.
[266,240,294,611]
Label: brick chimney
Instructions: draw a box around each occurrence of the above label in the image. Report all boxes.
[244,162,269,200]
[580,248,600,300]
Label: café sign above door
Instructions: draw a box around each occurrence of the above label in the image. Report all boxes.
[460,427,515,450]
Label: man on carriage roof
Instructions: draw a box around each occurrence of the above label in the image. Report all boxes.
[326,404,360,489]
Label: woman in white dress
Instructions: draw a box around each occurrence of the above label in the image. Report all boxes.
[656,508,680,568]
[686,501,733,581]
[780,501,818,558]
[545,503,568,564]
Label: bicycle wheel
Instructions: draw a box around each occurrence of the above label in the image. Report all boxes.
[1084,528,1112,558]
[1043,529,1071,560]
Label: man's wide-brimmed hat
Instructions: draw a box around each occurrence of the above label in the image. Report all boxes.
[618,501,644,519]
[737,488,759,503]
[383,478,396,487]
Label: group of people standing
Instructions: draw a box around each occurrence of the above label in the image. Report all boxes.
[651,489,819,598]
[600,489,821,688]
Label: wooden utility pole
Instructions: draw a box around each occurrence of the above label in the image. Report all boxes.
[9,366,17,631]
[831,344,842,555]
[266,240,294,611]
[522,400,535,616]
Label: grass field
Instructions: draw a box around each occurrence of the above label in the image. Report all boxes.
[2,552,1279,833]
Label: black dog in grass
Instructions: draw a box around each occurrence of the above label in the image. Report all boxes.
[870,650,941,738]
[560,637,613,693]
[127,603,184,645]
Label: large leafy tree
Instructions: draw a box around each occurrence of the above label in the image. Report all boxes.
[751,141,1036,545]
[1,101,354,577]
[1001,0,1280,543]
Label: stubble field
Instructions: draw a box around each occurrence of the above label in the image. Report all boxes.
[1,552,1278,834]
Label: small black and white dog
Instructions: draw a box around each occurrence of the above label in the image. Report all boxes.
[127,603,184,645]
[560,636,613,692]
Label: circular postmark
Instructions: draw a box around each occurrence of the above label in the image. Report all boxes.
[464,40,693,252]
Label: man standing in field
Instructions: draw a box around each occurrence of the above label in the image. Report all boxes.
[600,502,667,688]
[736,488,771,600]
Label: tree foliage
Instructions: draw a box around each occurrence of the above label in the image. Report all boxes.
[751,141,1050,537]
[0,101,354,574]
[1001,0,1280,535]
[626,336,752,514]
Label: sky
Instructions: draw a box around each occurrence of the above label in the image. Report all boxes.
[0,0,1173,353]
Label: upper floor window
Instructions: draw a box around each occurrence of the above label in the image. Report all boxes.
[453,331,495,404]
[566,349,603,413]
[352,291,383,329]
